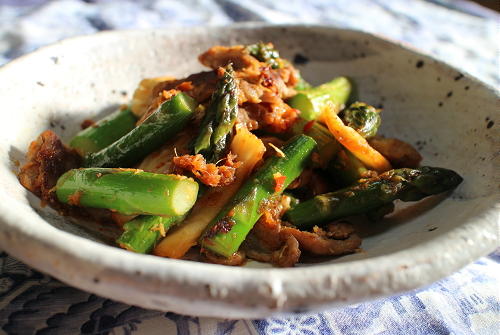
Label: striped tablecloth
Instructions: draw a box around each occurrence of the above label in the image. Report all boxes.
[0,1,498,334]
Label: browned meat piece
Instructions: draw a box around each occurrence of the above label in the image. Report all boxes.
[200,45,298,100]
[287,168,313,190]
[149,45,301,134]
[248,194,359,264]
[245,234,301,268]
[253,195,292,250]
[152,71,219,104]
[280,226,361,256]
[203,250,246,266]
[316,222,356,240]
[244,101,299,133]
[236,68,297,104]
[199,45,261,71]
[172,153,241,187]
[18,130,81,206]
[369,136,422,168]
[287,169,331,197]
[236,107,259,130]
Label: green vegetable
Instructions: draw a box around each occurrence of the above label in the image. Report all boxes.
[85,92,197,168]
[291,119,341,168]
[193,65,238,163]
[341,102,381,138]
[287,77,352,120]
[201,135,317,257]
[246,42,281,69]
[117,215,183,253]
[56,168,199,216]
[285,166,463,229]
[327,149,371,187]
[294,76,312,91]
[70,107,137,156]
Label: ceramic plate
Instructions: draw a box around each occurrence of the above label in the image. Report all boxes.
[0,24,498,318]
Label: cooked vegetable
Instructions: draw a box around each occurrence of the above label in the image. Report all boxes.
[294,76,312,91]
[131,76,175,118]
[201,135,317,258]
[341,102,381,138]
[69,107,137,156]
[322,102,392,173]
[193,65,238,163]
[285,166,463,229]
[55,168,199,216]
[246,42,281,69]
[291,119,341,168]
[154,127,266,259]
[287,76,351,120]
[328,149,374,187]
[117,215,183,253]
[85,92,197,168]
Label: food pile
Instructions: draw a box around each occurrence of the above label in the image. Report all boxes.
[18,43,462,267]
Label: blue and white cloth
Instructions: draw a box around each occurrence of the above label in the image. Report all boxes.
[0,1,498,334]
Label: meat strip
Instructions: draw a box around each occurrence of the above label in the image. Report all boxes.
[18,130,81,207]
[172,153,241,187]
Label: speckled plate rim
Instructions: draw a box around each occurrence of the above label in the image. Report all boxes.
[0,23,498,319]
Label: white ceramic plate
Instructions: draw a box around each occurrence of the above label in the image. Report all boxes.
[0,24,498,319]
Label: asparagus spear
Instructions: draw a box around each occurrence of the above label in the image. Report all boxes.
[56,168,199,216]
[201,135,317,258]
[291,119,341,168]
[246,42,281,69]
[285,166,463,229]
[70,107,137,156]
[193,65,238,163]
[327,149,373,187]
[294,77,312,91]
[85,92,197,168]
[117,215,183,253]
[341,102,381,138]
[287,77,351,120]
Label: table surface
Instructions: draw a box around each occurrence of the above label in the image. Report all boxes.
[0,1,499,334]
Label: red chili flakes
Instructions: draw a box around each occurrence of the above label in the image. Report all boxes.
[176,81,194,91]
[260,67,274,88]
[67,190,83,206]
[273,172,286,193]
[303,120,315,133]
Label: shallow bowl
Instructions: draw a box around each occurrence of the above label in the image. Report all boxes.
[0,24,498,318]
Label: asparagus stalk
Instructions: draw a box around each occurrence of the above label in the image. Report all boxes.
[70,107,137,156]
[340,102,381,139]
[85,92,197,168]
[201,135,317,258]
[287,77,351,120]
[285,166,463,229]
[294,76,312,91]
[117,215,183,253]
[291,119,341,168]
[193,65,238,163]
[55,168,199,216]
[327,149,372,187]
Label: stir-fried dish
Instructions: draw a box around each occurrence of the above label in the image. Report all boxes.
[18,43,463,267]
